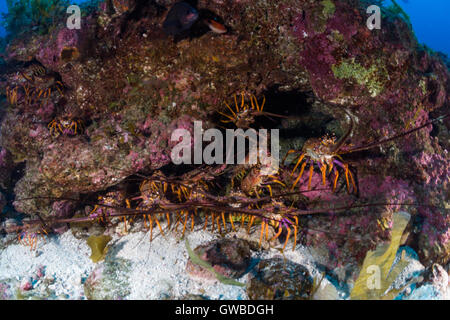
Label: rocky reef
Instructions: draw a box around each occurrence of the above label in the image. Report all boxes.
[0,0,449,286]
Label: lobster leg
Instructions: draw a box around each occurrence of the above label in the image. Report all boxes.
[270,223,283,241]
[216,215,222,234]
[221,212,227,231]
[229,213,236,231]
[282,227,291,252]
[344,164,351,193]
[247,216,255,233]
[291,153,306,176]
[320,163,327,186]
[282,149,299,165]
[259,96,265,112]
[265,184,273,197]
[166,212,171,230]
[348,167,357,194]
[259,220,265,248]
[333,167,339,192]
[291,161,307,190]
[292,225,298,251]
[203,214,208,231]
[218,111,235,122]
[155,217,164,236]
[225,101,237,118]
[211,212,216,232]
[268,175,286,187]
[89,205,99,218]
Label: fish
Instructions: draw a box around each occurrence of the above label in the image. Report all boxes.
[204,19,227,34]
[162,2,199,36]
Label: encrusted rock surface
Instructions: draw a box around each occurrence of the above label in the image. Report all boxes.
[186,238,252,280]
[246,257,314,300]
[0,0,448,270]
[83,256,132,300]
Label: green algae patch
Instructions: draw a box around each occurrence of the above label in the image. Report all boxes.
[310,0,336,33]
[87,235,112,263]
[321,0,335,18]
[332,58,388,97]
[350,211,418,300]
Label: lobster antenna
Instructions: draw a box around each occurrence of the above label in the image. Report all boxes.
[331,109,355,153]
[341,113,450,154]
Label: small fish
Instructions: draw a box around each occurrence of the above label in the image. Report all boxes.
[204,19,227,34]
[162,2,199,36]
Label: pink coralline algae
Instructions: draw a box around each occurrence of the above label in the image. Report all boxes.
[52,200,76,219]
[0,0,448,271]
[37,29,80,70]
[413,150,450,188]
[410,147,450,265]
[359,176,416,207]
[20,280,33,291]
[419,205,450,265]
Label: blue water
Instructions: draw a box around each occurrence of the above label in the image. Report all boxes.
[0,0,90,37]
[0,0,449,55]
[393,0,450,55]
[0,1,7,38]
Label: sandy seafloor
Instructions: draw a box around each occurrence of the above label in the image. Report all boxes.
[0,225,448,300]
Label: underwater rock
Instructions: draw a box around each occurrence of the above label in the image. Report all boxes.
[10,114,193,216]
[246,258,313,300]
[0,0,448,270]
[19,277,33,291]
[300,176,417,271]
[412,148,450,266]
[60,47,80,63]
[0,147,14,190]
[421,264,449,296]
[51,200,76,219]
[0,192,6,214]
[162,2,199,36]
[288,0,450,269]
[111,0,136,15]
[1,218,19,234]
[186,238,252,280]
[406,263,449,300]
[178,293,209,300]
[0,282,13,300]
[37,28,81,71]
[83,257,131,300]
